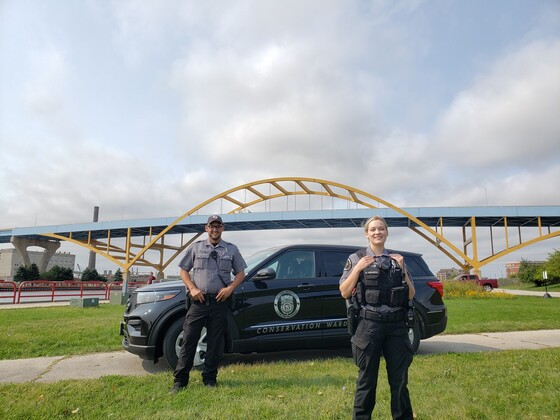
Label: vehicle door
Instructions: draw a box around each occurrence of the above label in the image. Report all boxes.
[236,249,322,346]
[319,249,355,335]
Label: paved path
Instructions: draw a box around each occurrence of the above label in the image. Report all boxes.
[495,288,560,298]
[1,329,559,384]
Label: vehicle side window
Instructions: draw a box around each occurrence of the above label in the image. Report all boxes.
[322,251,350,277]
[403,256,433,277]
[263,250,315,279]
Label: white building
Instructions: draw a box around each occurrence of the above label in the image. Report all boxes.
[0,249,76,280]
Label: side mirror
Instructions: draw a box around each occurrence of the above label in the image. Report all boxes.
[253,267,276,281]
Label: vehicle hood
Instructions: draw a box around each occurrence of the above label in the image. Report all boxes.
[135,280,184,291]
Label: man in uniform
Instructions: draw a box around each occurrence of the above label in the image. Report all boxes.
[169,215,246,393]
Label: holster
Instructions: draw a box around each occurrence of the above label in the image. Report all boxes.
[346,300,360,335]
[406,300,415,328]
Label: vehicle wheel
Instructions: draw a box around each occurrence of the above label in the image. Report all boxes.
[408,319,421,354]
[483,284,493,292]
[162,318,207,369]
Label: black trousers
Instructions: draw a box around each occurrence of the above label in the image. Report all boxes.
[173,299,228,385]
[351,319,414,420]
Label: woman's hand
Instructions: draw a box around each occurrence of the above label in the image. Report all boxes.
[355,255,374,272]
[389,253,404,268]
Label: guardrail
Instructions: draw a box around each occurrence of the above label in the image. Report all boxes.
[17,280,108,303]
[0,280,18,304]
[0,280,148,304]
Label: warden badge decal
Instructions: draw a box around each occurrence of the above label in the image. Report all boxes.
[274,290,301,319]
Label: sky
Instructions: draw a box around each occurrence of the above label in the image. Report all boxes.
[1,0,559,279]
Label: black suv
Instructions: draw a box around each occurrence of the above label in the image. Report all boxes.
[120,244,447,368]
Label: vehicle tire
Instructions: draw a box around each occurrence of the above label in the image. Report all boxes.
[408,318,421,354]
[162,318,207,369]
[483,284,493,292]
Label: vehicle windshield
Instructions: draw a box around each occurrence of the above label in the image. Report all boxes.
[244,246,283,275]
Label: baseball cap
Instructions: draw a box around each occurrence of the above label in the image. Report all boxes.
[207,215,223,225]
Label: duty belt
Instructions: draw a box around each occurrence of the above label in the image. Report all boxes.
[193,293,223,306]
[359,308,405,322]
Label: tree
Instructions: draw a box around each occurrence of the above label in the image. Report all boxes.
[81,267,106,282]
[13,264,41,282]
[113,268,123,282]
[517,259,540,285]
[544,249,560,285]
[14,266,28,282]
[42,265,74,281]
[28,264,40,280]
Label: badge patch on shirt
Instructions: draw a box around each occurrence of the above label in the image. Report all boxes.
[344,258,352,271]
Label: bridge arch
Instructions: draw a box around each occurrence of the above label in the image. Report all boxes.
[41,177,559,278]
[124,177,468,273]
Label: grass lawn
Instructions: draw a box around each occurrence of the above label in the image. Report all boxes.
[1,295,559,360]
[0,296,559,418]
[0,348,558,419]
[498,279,560,292]
[0,304,124,360]
[444,296,560,334]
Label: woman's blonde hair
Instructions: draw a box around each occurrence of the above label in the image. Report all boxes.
[362,215,388,232]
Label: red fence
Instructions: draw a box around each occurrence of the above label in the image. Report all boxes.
[0,280,147,304]
[0,280,17,304]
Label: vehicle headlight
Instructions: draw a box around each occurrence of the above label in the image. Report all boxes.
[136,290,181,304]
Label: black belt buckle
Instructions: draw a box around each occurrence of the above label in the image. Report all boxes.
[204,293,217,305]
[360,308,403,322]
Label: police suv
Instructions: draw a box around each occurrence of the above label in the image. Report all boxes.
[120,244,447,368]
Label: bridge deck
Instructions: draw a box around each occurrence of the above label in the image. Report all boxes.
[2,206,559,243]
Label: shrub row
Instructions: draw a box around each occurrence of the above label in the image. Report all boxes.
[442,280,515,300]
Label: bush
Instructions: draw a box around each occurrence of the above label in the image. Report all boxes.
[81,267,107,282]
[41,265,74,281]
[13,264,41,282]
[442,280,515,299]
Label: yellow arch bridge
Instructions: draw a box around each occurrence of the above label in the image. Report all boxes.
[3,177,559,284]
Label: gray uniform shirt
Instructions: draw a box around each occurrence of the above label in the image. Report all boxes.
[178,239,247,294]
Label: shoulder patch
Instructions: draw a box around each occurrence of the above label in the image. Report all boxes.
[344,258,353,271]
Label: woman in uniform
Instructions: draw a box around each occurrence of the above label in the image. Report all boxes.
[340,215,416,420]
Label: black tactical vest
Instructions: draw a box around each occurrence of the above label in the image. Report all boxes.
[354,249,408,308]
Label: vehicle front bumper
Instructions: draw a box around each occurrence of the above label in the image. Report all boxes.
[120,320,156,360]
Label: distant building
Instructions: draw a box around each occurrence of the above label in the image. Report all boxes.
[505,261,544,277]
[0,249,76,280]
[436,268,461,281]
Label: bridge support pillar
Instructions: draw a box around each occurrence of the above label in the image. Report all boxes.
[121,269,130,295]
[10,237,61,273]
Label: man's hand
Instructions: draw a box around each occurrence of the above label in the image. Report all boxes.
[189,287,205,303]
[216,285,234,302]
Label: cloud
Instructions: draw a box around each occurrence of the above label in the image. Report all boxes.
[1,1,559,277]
[435,39,560,167]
